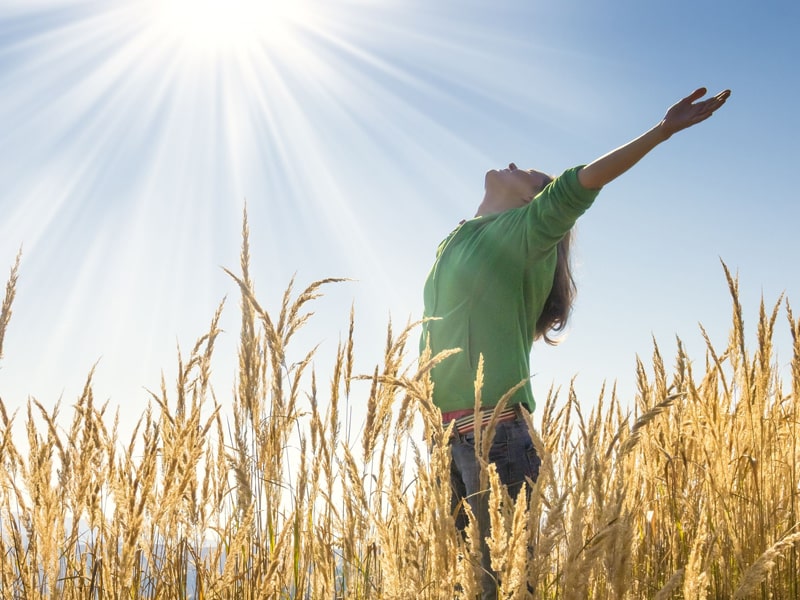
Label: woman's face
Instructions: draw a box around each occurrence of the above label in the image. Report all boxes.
[484,163,551,208]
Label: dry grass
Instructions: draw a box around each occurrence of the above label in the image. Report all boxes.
[1,223,798,599]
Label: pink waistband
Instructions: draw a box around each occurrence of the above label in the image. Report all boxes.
[440,408,474,422]
[442,404,524,436]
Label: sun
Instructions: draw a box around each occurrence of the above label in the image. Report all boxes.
[146,0,311,55]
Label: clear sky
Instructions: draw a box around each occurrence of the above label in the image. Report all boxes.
[1,0,798,433]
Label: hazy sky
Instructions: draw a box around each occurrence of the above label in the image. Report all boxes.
[1,0,798,433]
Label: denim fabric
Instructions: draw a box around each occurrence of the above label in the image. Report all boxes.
[449,418,540,599]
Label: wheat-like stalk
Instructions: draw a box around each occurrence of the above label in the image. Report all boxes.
[733,531,800,599]
[1,236,799,598]
[0,247,21,362]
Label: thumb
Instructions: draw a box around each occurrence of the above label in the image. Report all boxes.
[686,87,708,102]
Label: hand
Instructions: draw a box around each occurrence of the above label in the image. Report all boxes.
[578,87,731,190]
[660,87,731,138]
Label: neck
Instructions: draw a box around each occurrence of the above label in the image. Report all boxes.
[475,192,519,217]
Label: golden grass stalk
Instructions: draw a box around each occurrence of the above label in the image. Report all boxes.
[733,531,800,599]
[1,239,799,598]
[0,247,21,362]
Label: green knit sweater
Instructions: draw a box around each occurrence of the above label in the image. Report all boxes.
[420,166,600,413]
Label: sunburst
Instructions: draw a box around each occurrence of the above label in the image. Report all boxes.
[143,0,312,55]
[0,0,561,413]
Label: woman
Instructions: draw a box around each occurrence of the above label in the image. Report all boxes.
[420,87,730,598]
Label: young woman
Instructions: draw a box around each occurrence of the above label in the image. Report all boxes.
[420,87,731,598]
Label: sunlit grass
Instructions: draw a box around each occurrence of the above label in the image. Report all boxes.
[1,216,799,598]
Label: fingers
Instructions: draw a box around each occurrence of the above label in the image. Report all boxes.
[687,88,731,122]
[709,89,731,106]
[704,89,731,112]
[688,91,729,127]
[697,88,730,105]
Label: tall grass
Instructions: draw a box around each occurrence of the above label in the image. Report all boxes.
[0,221,798,598]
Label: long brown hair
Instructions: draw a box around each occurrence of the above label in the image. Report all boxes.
[535,228,576,345]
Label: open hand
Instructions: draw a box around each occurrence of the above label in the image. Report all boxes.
[661,88,731,137]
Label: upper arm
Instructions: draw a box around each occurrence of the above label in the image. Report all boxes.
[576,165,605,191]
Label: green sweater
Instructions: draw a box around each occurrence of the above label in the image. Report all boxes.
[420,166,600,413]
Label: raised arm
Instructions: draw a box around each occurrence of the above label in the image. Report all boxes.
[578,87,731,190]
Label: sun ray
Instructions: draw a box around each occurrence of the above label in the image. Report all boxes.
[0,0,574,411]
[142,0,313,57]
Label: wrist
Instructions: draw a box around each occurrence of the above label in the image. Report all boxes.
[654,121,673,142]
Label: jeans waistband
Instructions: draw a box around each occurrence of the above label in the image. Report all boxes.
[444,403,526,438]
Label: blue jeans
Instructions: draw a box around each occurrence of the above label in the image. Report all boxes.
[449,418,540,599]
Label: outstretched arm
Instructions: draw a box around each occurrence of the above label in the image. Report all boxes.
[578,87,731,190]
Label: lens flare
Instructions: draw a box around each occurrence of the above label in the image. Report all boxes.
[147,0,310,54]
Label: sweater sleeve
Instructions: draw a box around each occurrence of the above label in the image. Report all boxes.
[521,165,601,254]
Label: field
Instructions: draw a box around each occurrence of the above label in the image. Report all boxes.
[1,219,799,599]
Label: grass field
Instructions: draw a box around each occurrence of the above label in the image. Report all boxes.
[1,218,798,599]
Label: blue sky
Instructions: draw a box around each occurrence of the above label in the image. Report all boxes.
[1,0,798,431]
